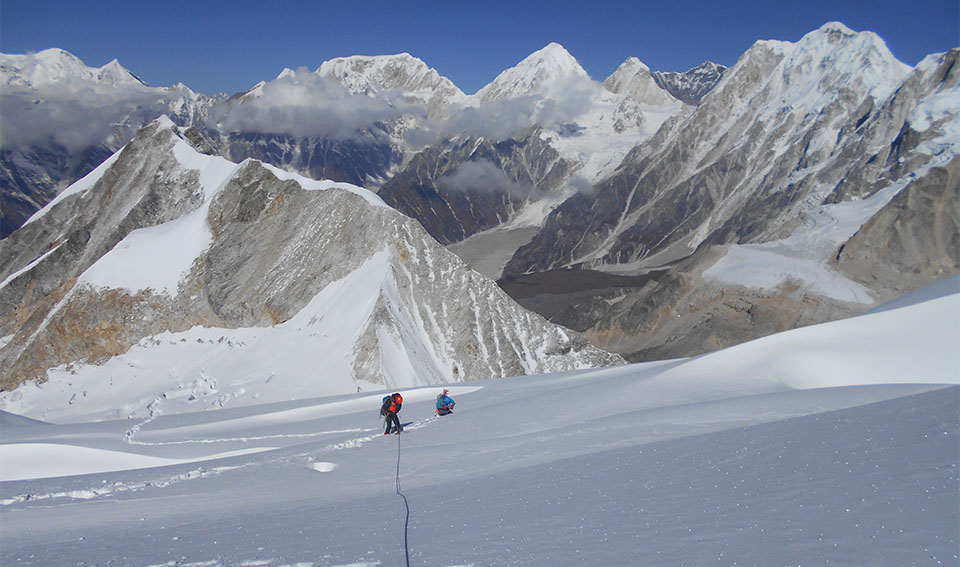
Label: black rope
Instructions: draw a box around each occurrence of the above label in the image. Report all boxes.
[396,432,411,567]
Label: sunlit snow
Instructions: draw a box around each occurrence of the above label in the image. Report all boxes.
[1,277,956,566]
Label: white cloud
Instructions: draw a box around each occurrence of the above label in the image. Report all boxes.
[0,83,169,152]
[437,159,532,198]
[211,68,420,140]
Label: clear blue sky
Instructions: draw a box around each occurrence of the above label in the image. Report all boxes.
[2,0,957,95]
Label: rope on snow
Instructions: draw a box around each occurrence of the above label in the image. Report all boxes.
[396,432,412,567]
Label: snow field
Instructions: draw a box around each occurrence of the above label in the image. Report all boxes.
[1,278,957,565]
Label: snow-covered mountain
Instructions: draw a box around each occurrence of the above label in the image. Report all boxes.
[475,42,590,103]
[0,48,147,88]
[603,57,684,107]
[370,43,687,260]
[500,23,959,360]
[0,117,622,415]
[1,276,956,565]
[0,42,687,242]
[318,52,467,118]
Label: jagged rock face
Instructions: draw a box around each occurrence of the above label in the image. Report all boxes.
[0,120,622,402]
[0,123,212,382]
[0,143,114,237]
[652,61,727,105]
[215,130,401,189]
[378,131,572,245]
[836,158,960,301]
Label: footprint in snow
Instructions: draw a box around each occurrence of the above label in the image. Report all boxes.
[309,462,338,473]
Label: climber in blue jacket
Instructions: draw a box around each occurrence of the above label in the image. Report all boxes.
[436,389,455,416]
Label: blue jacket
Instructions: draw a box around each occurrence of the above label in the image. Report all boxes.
[436,394,455,410]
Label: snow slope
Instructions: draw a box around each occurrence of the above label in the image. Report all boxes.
[1,278,956,566]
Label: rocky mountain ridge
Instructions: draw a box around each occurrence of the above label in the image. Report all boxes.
[0,118,622,408]
[604,57,688,107]
[651,61,727,105]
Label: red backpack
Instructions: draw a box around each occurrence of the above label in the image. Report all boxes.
[382,392,403,414]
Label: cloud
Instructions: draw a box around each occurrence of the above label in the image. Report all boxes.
[0,67,429,155]
[437,159,532,198]
[413,74,602,144]
[211,68,421,140]
[0,83,170,152]
[0,68,605,166]
[566,174,598,196]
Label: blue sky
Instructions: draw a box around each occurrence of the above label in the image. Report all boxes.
[2,0,957,95]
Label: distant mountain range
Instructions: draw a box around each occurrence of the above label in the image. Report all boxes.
[0,41,708,238]
[1,22,957,393]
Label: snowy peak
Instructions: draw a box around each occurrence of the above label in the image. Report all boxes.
[318,53,463,97]
[708,21,911,117]
[786,21,910,101]
[98,58,147,86]
[0,48,147,88]
[798,21,906,67]
[603,57,680,106]
[815,21,857,37]
[475,42,589,103]
[317,52,466,116]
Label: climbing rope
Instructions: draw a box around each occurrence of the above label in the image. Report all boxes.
[396,432,411,567]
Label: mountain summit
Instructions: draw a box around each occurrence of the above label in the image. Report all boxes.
[475,42,589,103]
[603,57,682,106]
[318,52,467,117]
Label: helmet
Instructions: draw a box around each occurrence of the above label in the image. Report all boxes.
[442,389,449,396]
[394,393,403,404]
